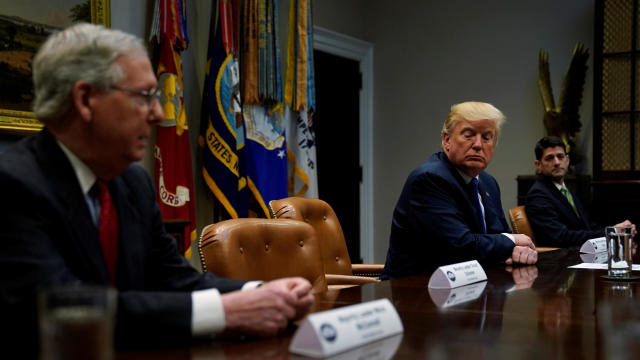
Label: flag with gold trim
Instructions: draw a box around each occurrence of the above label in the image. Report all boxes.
[199,0,248,218]
[242,0,287,217]
[149,0,196,258]
[283,0,318,198]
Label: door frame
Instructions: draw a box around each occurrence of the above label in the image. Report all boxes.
[313,26,374,263]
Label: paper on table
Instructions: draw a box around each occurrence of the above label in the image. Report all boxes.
[568,263,640,271]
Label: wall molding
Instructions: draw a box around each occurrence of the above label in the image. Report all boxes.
[313,26,375,263]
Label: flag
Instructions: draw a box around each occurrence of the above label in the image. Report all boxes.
[149,0,196,258]
[244,104,288,217]
[283,0,318,198]
[199,0,248,219]
[240,0,288,217]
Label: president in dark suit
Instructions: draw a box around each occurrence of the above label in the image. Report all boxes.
[0,24,313,352]
[382,102,537,279]
[525,136,634,247]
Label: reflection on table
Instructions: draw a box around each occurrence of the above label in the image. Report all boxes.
[117,247,640,360]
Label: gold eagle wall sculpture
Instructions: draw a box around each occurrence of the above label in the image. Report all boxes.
[537,43,589,166]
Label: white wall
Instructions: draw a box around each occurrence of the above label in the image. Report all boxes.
[109,0,595,264]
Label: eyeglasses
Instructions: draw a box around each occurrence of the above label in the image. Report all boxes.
[112,86,162,109]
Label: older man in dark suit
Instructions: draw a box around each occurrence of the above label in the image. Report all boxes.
[0,23,313,352]
[525,136,634,247]
[382,101,537,279]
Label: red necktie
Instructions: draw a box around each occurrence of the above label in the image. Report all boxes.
[96,180,118,285]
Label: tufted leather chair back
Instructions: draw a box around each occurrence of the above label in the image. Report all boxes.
[508,206,537,245]
[198,218,328,293]
[269,197,353,276]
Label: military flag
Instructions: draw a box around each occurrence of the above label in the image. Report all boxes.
[149,0,196,258]
[199,0,248,219]
[283,0,318,197]
[241,0,288,217]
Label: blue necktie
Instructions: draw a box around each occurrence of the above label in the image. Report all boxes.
[472,178,486,234]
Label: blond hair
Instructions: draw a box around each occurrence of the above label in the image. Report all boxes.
[441,101,506,142]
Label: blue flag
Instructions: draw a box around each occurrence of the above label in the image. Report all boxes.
[244,105,288,217]
[242,0,288,217]
[199,7,248,218]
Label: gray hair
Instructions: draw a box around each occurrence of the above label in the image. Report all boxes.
[32,23,147,122]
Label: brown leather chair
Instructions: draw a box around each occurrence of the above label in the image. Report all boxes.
[198,218,328,293]
[509,206,559,253]
[269,197,383,286]
[509,205,537,245]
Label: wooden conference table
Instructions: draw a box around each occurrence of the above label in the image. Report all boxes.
[117,248,640,359]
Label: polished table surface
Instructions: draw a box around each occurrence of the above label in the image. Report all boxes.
[117,248,640,359]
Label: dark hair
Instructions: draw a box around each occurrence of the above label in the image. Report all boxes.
[534,136,566,160]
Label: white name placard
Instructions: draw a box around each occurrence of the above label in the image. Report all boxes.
[580,251,608,264]
[428,281,487,308]
[313,333,403,360]
[427,260,487,289]
[289,299,403,358]
[580,237,607,254]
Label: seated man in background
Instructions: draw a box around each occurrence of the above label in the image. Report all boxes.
[0,23,313,351]
[381,101,537,279]
[525,136,634,247]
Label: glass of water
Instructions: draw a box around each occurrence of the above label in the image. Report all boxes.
[38,286,116,360]
[605,226,634,278]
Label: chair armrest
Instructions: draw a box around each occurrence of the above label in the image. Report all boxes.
[536,247,560,253]
[351,264,385,277]
[325,274,380,285]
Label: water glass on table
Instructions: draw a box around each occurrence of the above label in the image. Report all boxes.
[605,225,634,278]
[38,286,116,360]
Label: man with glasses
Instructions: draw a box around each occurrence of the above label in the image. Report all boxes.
[0,23,313,351]
[525,136,634,247]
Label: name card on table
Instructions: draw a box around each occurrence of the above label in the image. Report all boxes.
[580,237,606,254]
[428,281,487,308]
[580,251,608,264]
[427,260,487,289]
[289,299,403,358]
[314,333,403,360]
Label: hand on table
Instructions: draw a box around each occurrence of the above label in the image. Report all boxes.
[505,234,538,265]
[614,220,637,236]
[221,277,314,337]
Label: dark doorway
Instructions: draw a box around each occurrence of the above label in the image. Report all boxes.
[312,50,362,263]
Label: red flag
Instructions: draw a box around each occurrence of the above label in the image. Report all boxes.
[154,35,196,258]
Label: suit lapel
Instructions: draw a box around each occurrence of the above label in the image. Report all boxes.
[451,170,483,231]
[542,177,583,224]
[572,192,592,229]
[477,179,496,231]
[35,130,110,284]
[109,174,144,289]
[440,153,489,233]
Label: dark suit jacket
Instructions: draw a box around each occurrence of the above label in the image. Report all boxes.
[381,152,515,279]
[0,129,246,350]
[525,175,603,247]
